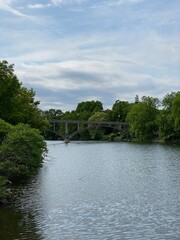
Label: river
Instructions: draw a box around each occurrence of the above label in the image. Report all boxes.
[0,141,180,240]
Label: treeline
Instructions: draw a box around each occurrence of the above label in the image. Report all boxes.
[0,61,48,203]
[44,92,180,143]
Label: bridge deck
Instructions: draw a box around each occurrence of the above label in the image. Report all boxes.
[50,120,128,126]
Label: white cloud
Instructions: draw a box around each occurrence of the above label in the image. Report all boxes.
[51,0,85,6]
[106,0,146,6]
[27,3,52,9]
[0,0,28,17]
[92,0,146,8]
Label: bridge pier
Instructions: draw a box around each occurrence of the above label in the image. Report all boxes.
[64,122,70,143]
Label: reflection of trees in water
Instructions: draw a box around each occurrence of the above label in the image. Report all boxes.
[0,207,43,240]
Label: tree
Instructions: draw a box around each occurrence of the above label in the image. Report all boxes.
[141,96,160,108]
[76,101,103,119]
[0,123,47,181]
[0,60,48,132]
[88,112,108,140]
[43,109,63,120]
[0,60,21,122]
[0,119,12,144]
[158,92,180,140]
[0,121,47,201]
[109,100,130,122]
[162,92,176,109]
[172,92,180,133]
[127,99,159,142]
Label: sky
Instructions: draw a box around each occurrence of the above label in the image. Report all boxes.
[0,0,180,111]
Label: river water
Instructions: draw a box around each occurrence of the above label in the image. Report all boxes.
[0,141,180,240]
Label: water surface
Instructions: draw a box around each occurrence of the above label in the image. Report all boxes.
[0,141,180,239]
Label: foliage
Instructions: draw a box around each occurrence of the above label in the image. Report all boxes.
[108,100,131,122]
[0,123,47,180]
[0,122,47,201]
[0,119,12,144]
[127,101,159,142]
[44,109,63,120]
[158,92,180,141]
[172,93,180,132]
[76,101,103,117]
[141,96,160,108]
[0,60,49,132]
[0,60,48,203]
[44,92,180,143]
[88,112,108,140]
[0,61,20,122]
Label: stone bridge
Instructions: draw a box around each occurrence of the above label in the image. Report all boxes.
[49,120,128,143]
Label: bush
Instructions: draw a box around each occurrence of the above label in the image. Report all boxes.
[0,119,12,144]
[0,123,47,202]
[0,123,47,180]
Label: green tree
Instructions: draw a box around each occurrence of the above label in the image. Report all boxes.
[141,96,160,108]
[76,101,103,119]
[0,60,48,132]
[88,112,108,140]
[0,60,21,122]
[158,92,180,141]
[44,109,63,120]
[0,119,12,144]
[127,98,159,142]
[0,121,47,202]
[0,123,47,181]
[172,92,180,133]
[109,100,130,122]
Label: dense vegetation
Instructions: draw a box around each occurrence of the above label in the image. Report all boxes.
[45,93,180,143]
[0,61,48,203]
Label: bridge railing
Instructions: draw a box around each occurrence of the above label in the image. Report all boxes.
[50,120,128,125]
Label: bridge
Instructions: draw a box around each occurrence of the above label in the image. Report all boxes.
[49,120,128,143]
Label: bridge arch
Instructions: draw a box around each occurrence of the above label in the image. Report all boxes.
[48,120,128,141]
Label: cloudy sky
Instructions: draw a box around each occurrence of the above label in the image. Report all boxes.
[0,0,180,111]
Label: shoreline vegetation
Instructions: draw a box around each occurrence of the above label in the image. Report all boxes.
[0,61,48,204]
[0,60,180,203]
[44,93,180,144]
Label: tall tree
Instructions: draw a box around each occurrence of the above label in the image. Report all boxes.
[127,97,159,141]
[0,60,20,121]
[109,100,130,122]
[76,101,103,119]
[158,92,180,140]
[0,60,48,132]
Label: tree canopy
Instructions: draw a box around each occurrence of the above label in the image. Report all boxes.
[0,60,48,132]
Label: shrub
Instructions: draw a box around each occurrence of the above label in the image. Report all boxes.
[0,118,12,144]
[0,123,47,181]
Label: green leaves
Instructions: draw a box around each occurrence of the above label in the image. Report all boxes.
[126,101,159,142]
[0,60,48,131]
[0,121,47,200]
[1,124,47,171]
[158,92,180,140]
